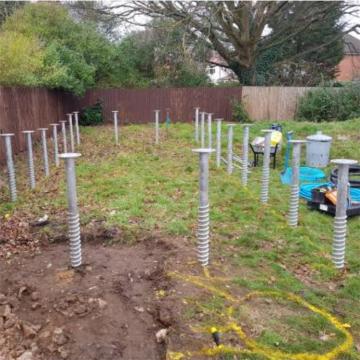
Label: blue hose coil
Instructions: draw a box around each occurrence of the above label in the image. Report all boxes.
[281,167,325,185]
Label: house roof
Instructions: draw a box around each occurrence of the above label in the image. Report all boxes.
[344,34,360,55]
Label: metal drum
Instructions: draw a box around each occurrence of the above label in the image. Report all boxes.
[306,131,332,168]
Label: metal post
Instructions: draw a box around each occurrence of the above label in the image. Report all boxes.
[0,134,16,202]
[241,124,252,186]
[67,113,75,152]
[193,148,214,266]
[194,107,200,143]
[260,130,272,204]
[215,119,222,168]
[207,113,213,150]
[112,110,119,145]
[200,112,206,148]
[59,120,67,153]
[154,110,160,145]
[22,131,36,189]
[227,124,235,174]
[38,128,49,177]
[288,140,306,226]
[73,111,80,145]
[50,124,60,167]
[59,153,82,268]
[331,159,358,269]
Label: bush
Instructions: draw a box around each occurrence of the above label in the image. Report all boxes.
[296,84,360,122]
[231,99,251,123]
[79,101,103,126]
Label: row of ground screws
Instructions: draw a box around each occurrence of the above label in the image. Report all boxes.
[192,112,357,270]
[1,116,82,268]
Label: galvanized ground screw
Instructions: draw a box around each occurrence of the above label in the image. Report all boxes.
[193,148,214,266]
[154,110,160,145]
[260,130,272,204]
[215,118,222,168]
[0,133,16,201]
[38,128,49,177]
[67,113,75,152]
[59,152,82,268]
[331,159,358,269]
[50,124,60,167]
[200,112,206,148]
[207,113,213,149]
[73,111,80,145]
[241,124,252,186]
[226,124,236,174]
[288,140,306,226]
[22,130,36,189]
[59,120,67,153]
[112,110,119,145]
[195,107,200,143]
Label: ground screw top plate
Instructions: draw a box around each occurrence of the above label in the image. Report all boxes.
[192,148,215,154]
[331,159,358,165]
[59,153,82,159]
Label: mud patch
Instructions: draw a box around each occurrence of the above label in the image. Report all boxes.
[0,238,181,360]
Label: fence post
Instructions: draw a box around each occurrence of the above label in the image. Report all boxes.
[1,134,16,202]
[288,140,306,226]
[260,130,272,204]
[215,118,222,168]
[38,128,50,177]
[22,130,36,189]
[331,159,358,269]
[50,124,60,167]
[67,113,75,152]
[193,148,214,266]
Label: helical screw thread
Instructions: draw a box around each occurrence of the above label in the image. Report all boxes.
[260,131,272,204]
[288,184,300,226]
[68,211,82,267]
[242,126,250,185]
[197,203,210,266]
[2,135,17,201]
[332,215,347,269]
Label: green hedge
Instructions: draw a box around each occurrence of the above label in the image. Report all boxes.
[296,84,360,122]
[79,101,103,126]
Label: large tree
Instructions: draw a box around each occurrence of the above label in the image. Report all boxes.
[118,19,210,87]
[100,1,360,85]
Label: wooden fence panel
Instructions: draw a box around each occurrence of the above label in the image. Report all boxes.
[72,87,243,124]
[242,86,311,121]
[0,85,314,163]
[0,87,70,163]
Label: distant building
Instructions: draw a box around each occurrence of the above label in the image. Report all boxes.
[207,51,238,84]
[336,34,360,81]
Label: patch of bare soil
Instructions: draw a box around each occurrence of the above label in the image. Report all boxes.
[0,236,184,360]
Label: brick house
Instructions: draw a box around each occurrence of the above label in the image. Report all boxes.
[336,34,360,81]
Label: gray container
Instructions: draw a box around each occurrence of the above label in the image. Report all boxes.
[306,131,332,168]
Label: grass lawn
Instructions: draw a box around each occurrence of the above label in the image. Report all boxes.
[1,119,360,359]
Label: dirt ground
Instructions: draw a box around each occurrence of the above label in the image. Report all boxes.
[0,234,190,360]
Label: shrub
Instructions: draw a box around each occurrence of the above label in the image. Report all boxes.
[296,84,360,122]
[79,100,103,126]
[231,99,252,123]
